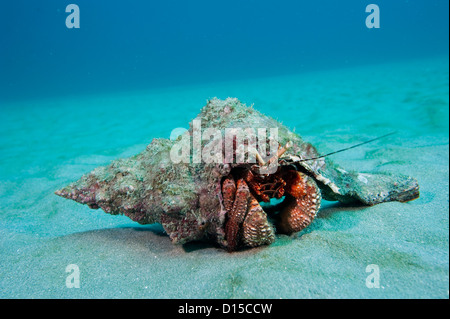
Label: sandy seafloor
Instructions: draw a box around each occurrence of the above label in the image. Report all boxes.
[0,56,448,299]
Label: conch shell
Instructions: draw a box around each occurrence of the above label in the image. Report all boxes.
[55,98,419,249]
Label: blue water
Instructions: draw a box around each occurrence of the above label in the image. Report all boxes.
[0,1,448,298]
[1,0,448,101]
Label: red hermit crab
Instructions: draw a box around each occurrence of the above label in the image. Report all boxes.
[221,143,321,251]
[55,98,419,252]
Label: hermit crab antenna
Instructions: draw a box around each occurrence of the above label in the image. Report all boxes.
[298,131,398,162]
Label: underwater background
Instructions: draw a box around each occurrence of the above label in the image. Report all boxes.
[0,0,448,298]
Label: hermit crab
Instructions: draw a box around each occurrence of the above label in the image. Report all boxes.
[220,146,322,251]
[55,98,419,251]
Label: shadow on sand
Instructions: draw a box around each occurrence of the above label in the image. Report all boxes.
[55,201,368,254]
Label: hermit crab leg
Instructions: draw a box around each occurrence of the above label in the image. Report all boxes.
[224,178,250,251]
[222,176,236,212]
[277,171,321,234]
[222,177,275,251]
[241,197,275,248]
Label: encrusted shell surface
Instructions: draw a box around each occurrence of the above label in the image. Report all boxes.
[55,97,420,248]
